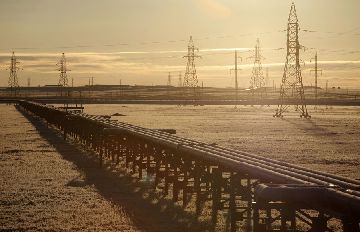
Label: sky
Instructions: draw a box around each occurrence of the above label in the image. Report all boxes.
[0,0,359,88]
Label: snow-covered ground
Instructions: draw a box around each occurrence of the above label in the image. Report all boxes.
[85,104,360,179]
[0,105,142,231]
[1,103,358,230]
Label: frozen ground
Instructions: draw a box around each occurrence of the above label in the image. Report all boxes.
[0,104,195,231]
[1,103,359,231]
[84,104,360,180]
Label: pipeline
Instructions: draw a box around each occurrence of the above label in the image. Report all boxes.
[18,100,360,231]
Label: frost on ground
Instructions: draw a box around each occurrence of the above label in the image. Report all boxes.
[1,103,359,231]
[0,105,143,231]
[85,104,360,180]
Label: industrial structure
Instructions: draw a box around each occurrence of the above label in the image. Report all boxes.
[310,52,322,108]
[3,2,360,230]
[8,52,21,95]
[230,50,242,107]
[183,36,201,100]
[274,3,310,118]
[249,39,265,90]
[167,72,172,87]
[57,53,70,87]
[19,100,360,232]
[0,4,355,109]
[178,72,182,87]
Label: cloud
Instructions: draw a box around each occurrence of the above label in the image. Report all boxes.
[0,52,141,74]
[196,0,232,18]
[0,50,359,88]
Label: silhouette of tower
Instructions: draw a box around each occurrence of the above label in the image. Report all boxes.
[57,53,69,87]
[178,72,182,87]
[230,50,242,107]
[183,36,201,89]
[274,3,310,118]
[167,72,172,86]
[310,52,322,108]
[166,72,172,98]
[250,39,265,90]
[8,52,20,94]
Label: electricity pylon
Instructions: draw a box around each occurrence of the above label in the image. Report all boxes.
[274,3,310,118]
[183,36,201,100]
[166,72,172,98]
[178,72,182,87]
[8,52,21,96]
[230,50,242,108]
[57,53,69,87]
[167,72,172,86]
[310,52,322,108]
[249,39,265,90]
[57,53,71,97]
[119,79,122,97]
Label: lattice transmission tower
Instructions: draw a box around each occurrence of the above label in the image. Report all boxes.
[274,3,310,118]
[57,53,69,87]
[8,52,21,95]
[183,36,201,92]
[249,39,265,90]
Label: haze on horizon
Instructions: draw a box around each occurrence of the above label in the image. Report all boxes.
[0,0,359,89]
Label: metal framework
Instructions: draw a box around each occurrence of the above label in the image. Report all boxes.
[19,100,360,232]
[57,53,69,87]
[167,72,172,86]
[8,52,20,95]
[249,39,265,90]
[230,50,242,108]
[274,3,310,118]
[310,52,322,108]
[183,36,201,100]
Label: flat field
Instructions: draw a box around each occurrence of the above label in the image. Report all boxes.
[1,103,359,231]
[0,104,159,231]
[84,104,360,179]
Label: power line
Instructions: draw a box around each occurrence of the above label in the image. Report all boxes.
[183,36,201,88]
[1,30,287,51]
[310,52,323,108]
[178,72,182,87]
[249,39,265,90]
[57,53,70,87]
[8,52,21,95]
[167,72,172,86]
[274,3,310,118]
[183,36,201,102]
[230,50,242,108]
